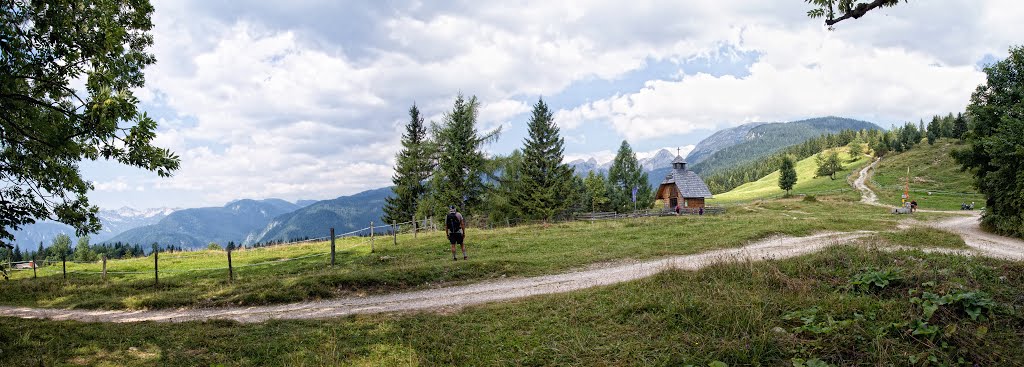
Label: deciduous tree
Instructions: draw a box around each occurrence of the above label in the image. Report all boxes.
[953,46,1024,237]
[0,1,180,259]
[805,0,907,28]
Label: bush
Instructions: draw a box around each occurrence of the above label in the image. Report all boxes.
[803,195,818,202]
[207,243,223,251]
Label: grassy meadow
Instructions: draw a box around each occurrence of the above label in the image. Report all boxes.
[709,146,872,204]
[1,244,1021,366]
[0,199,932,311]
[870,138,985,210]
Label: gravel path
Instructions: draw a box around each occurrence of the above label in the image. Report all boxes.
[1,160,1020,324]
[0,231,874,323]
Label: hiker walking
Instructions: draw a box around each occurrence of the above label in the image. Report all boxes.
[446,205,467,261]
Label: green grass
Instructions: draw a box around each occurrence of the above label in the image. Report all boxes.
[2,245,1021,366]
[710,146,872,204]
[1,200,907,310]
[871,138,985,210]
[876,228,969,249]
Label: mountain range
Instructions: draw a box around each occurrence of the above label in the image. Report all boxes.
[105,199,302,248]
[12,116,882,251]
[566,117,881,189]
[567,148,681,176]
[9,207,177,249]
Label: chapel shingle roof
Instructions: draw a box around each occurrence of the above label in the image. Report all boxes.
[660,156,713,198]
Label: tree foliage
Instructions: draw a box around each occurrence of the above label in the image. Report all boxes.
[424,94,500,219]
[73,235,96,262]
[953,46,1024,237]
[508,98,574,221]
[805,0,907,28]
[0,0,180,250]
[848,138,864,159]
[382,104,432,225]
[607,141,652,213]
[814,151,844,180]
[583,171,610,212]
[778,155,798,195]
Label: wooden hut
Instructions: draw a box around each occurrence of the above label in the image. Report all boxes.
[656,154,713,210]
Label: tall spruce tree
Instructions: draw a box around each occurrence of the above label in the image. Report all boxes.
[607,141,652,213]
[382,104,432,225]
[426,94,500,218]
[509,98,574,221]
[778,155,798,195]
[953,113,968,141]
[927,116,940,145]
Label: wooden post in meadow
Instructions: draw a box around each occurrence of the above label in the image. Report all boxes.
[62,255,66,280]
[227,247,234,282]
[101,254,107,282]
[330,227,336,266]
[32,260,36,279]
[153,244,159,286]
[370,221,375,253]
[393,221,397,246]
[412,215,417,238]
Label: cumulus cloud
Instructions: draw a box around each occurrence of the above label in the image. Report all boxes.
[95,0,1020,208]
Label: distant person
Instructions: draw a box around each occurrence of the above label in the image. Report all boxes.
[910,200,918,213]
[674,204,681,215]
[445,205,467,261]
[699,206,704,216]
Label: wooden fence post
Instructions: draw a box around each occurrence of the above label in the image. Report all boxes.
[393,221,397,246]
[330,227,335,266]
[412,215,417,238]
[62,255,66,280]
[227,248,234,282]
[370,221,375,253]
[153,244,159,286]
[102,254,107,282]
[32,260,37,279]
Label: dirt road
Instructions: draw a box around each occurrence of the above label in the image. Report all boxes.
[1,160,1020,323]
[0,231,874,323]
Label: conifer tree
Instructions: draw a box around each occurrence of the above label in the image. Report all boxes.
[607,141,652,213]
[383,104,432,225]
[509,98,574,221]
[953,113,968,141]
[927,116,940,145]
[778,155,798,195]
[426,94,501,217]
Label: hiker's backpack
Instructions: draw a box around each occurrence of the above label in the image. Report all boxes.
[446,212,461,233]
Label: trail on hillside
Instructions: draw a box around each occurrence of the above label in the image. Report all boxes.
[855,158,883,206]
[1,160,1021,324]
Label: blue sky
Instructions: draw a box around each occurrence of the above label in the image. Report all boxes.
[81,0,1021,209]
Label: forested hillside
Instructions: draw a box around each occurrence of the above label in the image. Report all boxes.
[688,117,880,176]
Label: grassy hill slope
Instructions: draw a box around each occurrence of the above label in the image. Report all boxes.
[710,146,871,204]
[2,200,925,310]
[688,116,879,175]
[870,138,984,210]
[3,243,1020,366]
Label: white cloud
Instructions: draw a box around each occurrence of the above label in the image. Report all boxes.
[93,178,132,192]
[91,0,1020,208]
[556,24,986,141]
